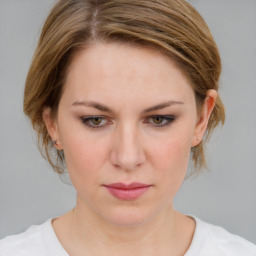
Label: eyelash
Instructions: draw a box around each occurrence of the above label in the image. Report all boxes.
[80,115,176,129]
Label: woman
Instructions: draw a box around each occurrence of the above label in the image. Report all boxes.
[0,0,255,255]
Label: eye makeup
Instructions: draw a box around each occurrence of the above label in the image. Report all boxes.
[80,115,176,129]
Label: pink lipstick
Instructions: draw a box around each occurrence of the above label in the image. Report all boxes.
[103,182,152,200]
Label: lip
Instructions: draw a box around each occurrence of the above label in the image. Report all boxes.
[103,183,152,200]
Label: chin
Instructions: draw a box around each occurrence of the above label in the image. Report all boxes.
[99,205,161,228]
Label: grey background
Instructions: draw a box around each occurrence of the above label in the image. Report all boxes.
[0,0,255,244]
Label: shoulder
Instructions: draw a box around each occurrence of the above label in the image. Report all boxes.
[186,216,256,256]
[0,219,53,256]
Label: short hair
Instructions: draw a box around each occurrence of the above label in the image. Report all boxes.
[23,0,225,174]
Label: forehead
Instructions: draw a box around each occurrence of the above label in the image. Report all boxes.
[62,43,195,109]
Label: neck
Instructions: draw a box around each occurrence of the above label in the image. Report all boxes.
[75,198,175,243]
[53,197,195,256]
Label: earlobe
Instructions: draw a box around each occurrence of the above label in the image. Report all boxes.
[42,107,63,150]
[191,89,217,147]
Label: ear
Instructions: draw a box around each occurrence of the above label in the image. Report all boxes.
[42,107,63,150]
[191,89,217,147]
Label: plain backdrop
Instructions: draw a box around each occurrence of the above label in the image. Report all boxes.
[0,0,256,244]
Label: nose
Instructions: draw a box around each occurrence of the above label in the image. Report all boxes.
[110,123,146,171]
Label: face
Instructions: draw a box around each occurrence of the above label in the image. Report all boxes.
[44,43,215,227]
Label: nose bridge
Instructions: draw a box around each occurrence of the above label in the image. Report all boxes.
[110,121,146,170]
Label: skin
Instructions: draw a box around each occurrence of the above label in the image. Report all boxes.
[43,43,216,256]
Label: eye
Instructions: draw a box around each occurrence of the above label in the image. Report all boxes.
[146,115,175,128]
[80,115,175,129]
[80,116,109,129]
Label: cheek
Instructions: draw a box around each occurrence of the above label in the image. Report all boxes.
[154,128,192,168]
[152,129,192,193]
[64,139,109,203]
[59,125,108,188]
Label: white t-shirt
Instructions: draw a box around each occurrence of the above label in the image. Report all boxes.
[0,216,256,256]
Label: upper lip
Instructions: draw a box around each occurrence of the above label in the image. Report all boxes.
[104,182,151,190]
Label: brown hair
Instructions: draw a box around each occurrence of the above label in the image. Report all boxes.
[24,0,225,174]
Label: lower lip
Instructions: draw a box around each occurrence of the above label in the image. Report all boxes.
[104,186,151,200]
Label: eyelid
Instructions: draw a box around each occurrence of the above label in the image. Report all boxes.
[145,115,176,128]
[80,115,109,129]
[80,115,176,129]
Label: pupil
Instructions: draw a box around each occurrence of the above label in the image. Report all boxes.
[93,117,101,124]
[154,117,162,124]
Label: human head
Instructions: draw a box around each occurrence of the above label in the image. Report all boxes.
[23,0,225,174]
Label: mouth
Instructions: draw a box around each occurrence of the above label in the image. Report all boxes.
[103,182,152,201]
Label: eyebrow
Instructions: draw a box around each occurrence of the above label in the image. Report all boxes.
[71,100,184,113]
